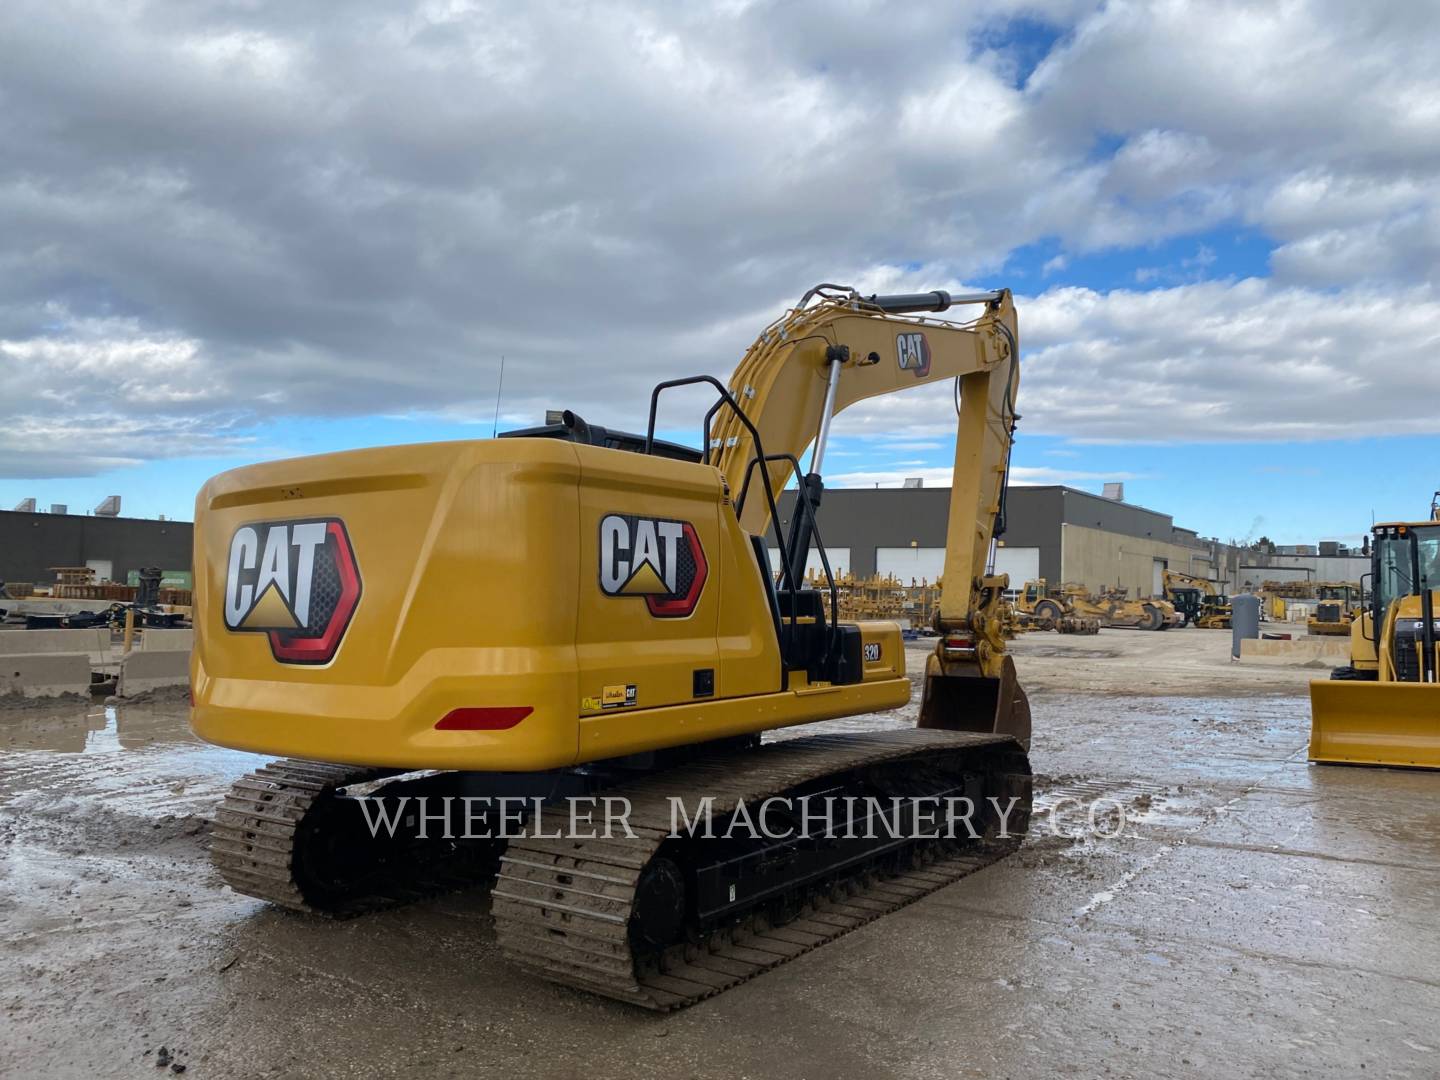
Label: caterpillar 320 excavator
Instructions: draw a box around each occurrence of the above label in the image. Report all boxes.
[191,284,1032,1009]
[1310,496,1440,768]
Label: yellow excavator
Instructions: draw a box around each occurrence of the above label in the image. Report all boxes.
[191,284,1033,1009]
[1162,569,1231,629]
[1310,496,1440,768]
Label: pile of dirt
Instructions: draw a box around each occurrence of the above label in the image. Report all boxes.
[0,690,90,711]
[106,684,191,707]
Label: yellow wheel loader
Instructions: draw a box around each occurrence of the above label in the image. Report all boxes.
[1310,507,1440,768]
[1306,582,1361,637]
[191,284,1033,1009]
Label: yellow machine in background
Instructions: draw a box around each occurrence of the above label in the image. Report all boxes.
[1010,579,1098,633]
[1162,569,1231,629]
[1057,582,1177,631]
[1307,582,1362,636]
[1310,501,1440,769]
[191,284,1033,1008]
[1016,578,1063,622]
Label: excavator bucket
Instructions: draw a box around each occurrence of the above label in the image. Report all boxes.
[1309,680,1440,769]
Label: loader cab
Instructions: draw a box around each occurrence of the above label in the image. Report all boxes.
[1370,523,1440,682]
[1169,586,1203,626]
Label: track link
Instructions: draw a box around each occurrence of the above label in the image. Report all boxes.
[493,729,1030,1009]
[211,759,498,916]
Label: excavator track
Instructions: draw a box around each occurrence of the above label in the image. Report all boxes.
[211,759,501,916]
[492,728,1030,1010]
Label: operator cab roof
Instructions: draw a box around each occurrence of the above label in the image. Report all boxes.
[500,416,702,464]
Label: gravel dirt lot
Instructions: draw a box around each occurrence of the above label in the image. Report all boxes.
[2,628,1436,1079]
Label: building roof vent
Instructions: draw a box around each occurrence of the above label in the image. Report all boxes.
[50,504,67,516]
[902,477,923,489]
[1102,482,1125,502]
[13,497,36,512]
[94,495,121,517]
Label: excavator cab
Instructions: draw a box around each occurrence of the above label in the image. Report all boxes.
[1310,519,1440,767]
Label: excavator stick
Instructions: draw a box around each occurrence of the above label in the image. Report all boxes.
[1309,681,1440,769]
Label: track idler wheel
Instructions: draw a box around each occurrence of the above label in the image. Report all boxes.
[630,857,688,951]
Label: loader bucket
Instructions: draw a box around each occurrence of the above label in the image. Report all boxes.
[1309,680,1440,769]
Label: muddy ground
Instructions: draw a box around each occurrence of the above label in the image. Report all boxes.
[2,628,1437,1079]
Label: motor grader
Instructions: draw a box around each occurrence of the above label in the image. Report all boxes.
[1311,498,1440,768]
[190,284,1033,1009]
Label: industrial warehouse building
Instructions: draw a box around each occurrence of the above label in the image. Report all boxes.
[774,484,1362,598]
[0,508,193,588]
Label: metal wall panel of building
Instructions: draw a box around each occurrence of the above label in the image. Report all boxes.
[0,510,193,586]
[876,546,946,582]
[767,547,852,579]
[991,545,1040,585]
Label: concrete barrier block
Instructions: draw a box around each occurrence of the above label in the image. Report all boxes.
[0,628,109,655]
[0,652,93,698]
[117,649,191,697]
[139,628,194,652]
[1240,637,1352,666]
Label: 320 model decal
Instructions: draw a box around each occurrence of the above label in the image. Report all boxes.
[223,517,361,664]
[598,513,708,618]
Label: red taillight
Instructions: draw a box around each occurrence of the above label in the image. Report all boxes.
[434,706,533,731]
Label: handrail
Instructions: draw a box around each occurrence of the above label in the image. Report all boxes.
[735,451,839,640]
[643,375,793,603]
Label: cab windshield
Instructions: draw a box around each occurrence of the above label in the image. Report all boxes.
[1374,525,1440,621]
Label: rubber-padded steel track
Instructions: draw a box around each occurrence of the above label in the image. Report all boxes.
[492,729,1030,1010]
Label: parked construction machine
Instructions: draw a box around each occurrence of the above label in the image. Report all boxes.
[1054,582,1177,631]
[1310,496,1440,768]
[190,284,1033,1008]
[1162,570,1231,629]
[1306,582,1361,637]
[1012,579,1099,633]
[1016,578,1063,622]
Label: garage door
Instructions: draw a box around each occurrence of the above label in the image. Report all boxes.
[768,547,852,580]
[992,546,1040,586]
[876,547,945,583]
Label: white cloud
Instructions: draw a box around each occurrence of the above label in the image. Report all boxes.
[0,0,1437,478]
[1017,278,1440,441]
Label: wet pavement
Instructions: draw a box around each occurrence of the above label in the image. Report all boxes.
[1,632,1437,1078]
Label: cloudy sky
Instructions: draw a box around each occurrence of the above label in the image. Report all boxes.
[3,0,1437,542]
